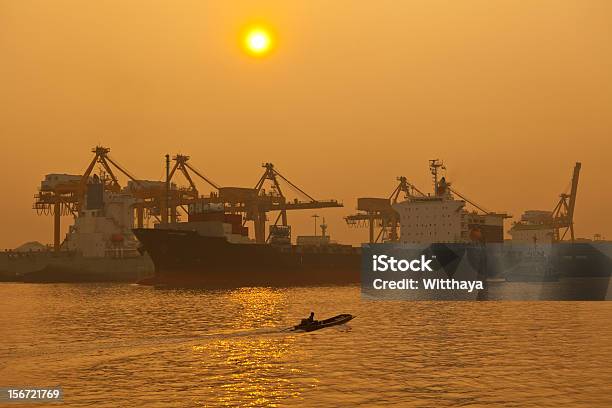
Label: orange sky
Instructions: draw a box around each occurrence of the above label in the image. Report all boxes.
[1,1,611,248]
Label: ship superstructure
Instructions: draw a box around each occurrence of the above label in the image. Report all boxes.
[509,163,581,243]
[346,160,509,244]
[62,177,143,258]
[508,210,555,244]
[3,179,154,282]
[394,160,509,244]
[158,202,251,244]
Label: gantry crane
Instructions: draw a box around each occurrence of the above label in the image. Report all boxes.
[162,154,221,224]
[345,176,425,243]
[34,149,345,248]
[33,146,140,251]
[167,154,220,198]
[242,163,343,243]
[192,163,343,243]
[33,146,189,251]
[33,176,80,252]
[551,162,581,242]
[78,146,138,197]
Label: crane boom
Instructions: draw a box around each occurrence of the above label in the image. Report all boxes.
[567,162,581,224]
[448,187,490,215]
[551,162,582,242]
[184,162,220,190]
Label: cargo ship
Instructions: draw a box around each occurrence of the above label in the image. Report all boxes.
[134,159,610,288]
[133,160,509,288]
[133,211,495,288]
[134,203,361,288]
[1,176,154,283]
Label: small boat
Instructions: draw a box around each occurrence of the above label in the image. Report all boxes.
[291,314,354,332]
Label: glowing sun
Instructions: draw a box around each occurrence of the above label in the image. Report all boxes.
[243,27,273,56]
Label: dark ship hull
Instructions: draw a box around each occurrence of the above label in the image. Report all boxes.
[133,228,361,288]
[485,242,612,281]
[552,242,612,277]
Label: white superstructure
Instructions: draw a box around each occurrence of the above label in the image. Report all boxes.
[62,190,142,258]
[41,174,81,191]
[393,161,506,244]
[508,210,555,244]
[394,194,465,243]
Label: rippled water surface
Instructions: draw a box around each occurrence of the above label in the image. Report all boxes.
[1,283,611,407]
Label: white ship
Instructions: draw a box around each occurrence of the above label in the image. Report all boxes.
[0,176,153,282]
[393,160,508,244]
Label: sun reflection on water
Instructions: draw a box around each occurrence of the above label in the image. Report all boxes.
[192,335,312,406]
[187,287,318,405]
[227,287,289,329]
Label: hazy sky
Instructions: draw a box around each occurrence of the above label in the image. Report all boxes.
[1,1,611,248]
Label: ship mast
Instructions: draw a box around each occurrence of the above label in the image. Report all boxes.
[429,159,445,195]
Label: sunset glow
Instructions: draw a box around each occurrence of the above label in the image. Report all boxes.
[243,27,273,56]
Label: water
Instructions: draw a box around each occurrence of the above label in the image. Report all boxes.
[1,283,611,407]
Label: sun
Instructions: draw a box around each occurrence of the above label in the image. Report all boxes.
[243,27,273,56]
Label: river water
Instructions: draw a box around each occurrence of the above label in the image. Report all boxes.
[1,283,611,407]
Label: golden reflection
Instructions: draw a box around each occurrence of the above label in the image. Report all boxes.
[189,288,317,405]
[192,335,312,406]
[227,287,288,329]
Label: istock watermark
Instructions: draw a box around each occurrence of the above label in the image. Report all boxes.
[361,243,612,301]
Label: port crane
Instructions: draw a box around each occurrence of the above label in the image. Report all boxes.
[74,148,217,227]
[245,163,344,243]
[508,162,581,243]
[249,163,343,243]
[162,154,221,224]
[33,178,80,253]
[191,163,343,243]
[34,146,339,248]
[33,146,193,251]
[167,154,220,198]
[252,163,341,239]
[345,176,424,243]
[79,146,173,225]
[551,162,581,242]
[33,146,140,251]
[77,147,199,227]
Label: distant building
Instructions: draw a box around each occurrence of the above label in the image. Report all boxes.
[14,241,48,252]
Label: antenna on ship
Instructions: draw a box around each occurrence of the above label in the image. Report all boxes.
[312,214,319,236]
[429,159,445,196]
[320,217,327,238]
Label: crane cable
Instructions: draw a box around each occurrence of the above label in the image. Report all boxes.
[448,187,491,214]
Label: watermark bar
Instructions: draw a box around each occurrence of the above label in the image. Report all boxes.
[0,387,63,403]
[361,243,612,301]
